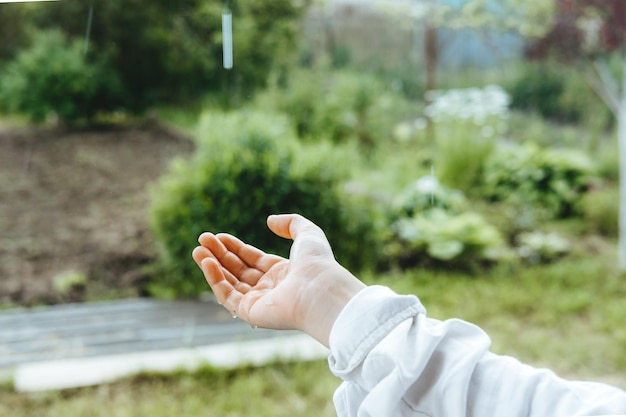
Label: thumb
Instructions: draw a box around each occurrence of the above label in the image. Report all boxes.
[267,213,326,241]
[267,213,334,261]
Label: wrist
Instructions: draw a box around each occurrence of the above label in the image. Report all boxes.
[296,264,366,348]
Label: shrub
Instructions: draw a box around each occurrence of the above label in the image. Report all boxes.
[0,30,122,124]
[255,69,414,149]
[149,110,380,297]
[509,62,569,121]
[596,139,620,182]
[516,231,570,264]
[424,86,510,193]
[391,176,465,219]
[482,143,596,219]
[28,0,306,111]
[582,186,619,237]
[385,177,507,269]
[508,61,608,126]
[389,209,506,267]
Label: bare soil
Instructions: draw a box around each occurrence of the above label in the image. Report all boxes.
[0,121,194,305]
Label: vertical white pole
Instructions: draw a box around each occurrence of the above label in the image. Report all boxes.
[83,5,93,55]
[222,12,233,70]
[618,46,626,269]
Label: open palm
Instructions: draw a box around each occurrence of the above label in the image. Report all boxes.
[192,214,340,334]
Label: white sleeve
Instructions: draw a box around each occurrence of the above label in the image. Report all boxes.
[328,286,626,417]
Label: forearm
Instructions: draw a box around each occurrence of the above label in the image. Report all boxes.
[328,286,626,417]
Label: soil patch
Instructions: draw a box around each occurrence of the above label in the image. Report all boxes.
[0,121,194,305]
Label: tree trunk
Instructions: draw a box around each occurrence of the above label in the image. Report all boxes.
[424,0,439,142]
[425,24,438,95]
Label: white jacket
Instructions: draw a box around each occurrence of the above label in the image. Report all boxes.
[328,286,626,417]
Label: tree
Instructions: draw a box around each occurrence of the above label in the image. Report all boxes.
[525,0,626,269]
[0,30,122,124]
[2,0,307,114]
[0,3,36,62]
[372,0,554,107]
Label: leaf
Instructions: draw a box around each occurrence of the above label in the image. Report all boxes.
[428,241,464,261]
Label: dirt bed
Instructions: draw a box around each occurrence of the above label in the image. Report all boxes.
[0,122,194,305]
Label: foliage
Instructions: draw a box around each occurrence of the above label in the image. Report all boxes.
[255,69,414,148]
[582,186,619,237]
[507,111,612,151]
[0,2,36,62]
[13,0,306,112]
[0,30,122,123]
[516,231,570,264]
[596,139,620,182]
[509,62,574,123]
[385,177,506,269]
[377,61,425,101]
[482,143,596,219]
[391,176,465,219]
[424,86,509,192]
[375,0,554,37]
[391,209,505,265]
[526,0,626,60]
[149,110,379,297]
[508,61,610,125]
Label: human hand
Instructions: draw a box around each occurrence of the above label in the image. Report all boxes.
[192,214,366,347]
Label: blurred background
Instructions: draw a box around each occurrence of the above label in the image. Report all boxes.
[0,0,625,415]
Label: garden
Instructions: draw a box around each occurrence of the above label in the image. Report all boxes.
[0,0,625,415]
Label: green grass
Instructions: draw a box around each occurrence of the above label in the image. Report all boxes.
[0,361,339,417]
[366,250,626,381]
[3,251,625,416]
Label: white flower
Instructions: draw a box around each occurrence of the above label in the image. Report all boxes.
[414,117,428,130]
[481,125,495,138]
[415,175,439,194]
[424,85,511,122]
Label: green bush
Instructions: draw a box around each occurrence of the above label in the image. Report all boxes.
[482,143,596,219]
[391,176,465,219]
[385,178,507,269]
[0,30,122,123]
[508,61,609,126]
[435,126,497,193]
[596,139,620,182]
[255,69,414,149]
[423,86,509,193]
[509,62,570,121]
[582,186,619,237]
[516,231,570,264]
[30,0,306,111]
[149,110,380,297]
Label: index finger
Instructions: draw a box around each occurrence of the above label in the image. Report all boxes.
[217,233,284,273]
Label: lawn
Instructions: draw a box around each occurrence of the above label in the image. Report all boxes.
[2,248,624,416]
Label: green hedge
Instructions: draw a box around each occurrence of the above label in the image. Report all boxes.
[0,30,122,123]
[149,110,379,297]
